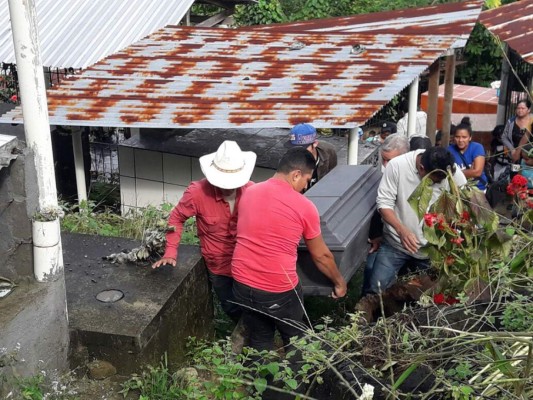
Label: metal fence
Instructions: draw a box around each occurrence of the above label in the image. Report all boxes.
[1,63,81,104]
[88,128,129,184]
[90,141,119,184]
[503,50,533,122]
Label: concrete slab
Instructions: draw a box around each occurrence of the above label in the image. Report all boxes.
[124,127,378,169]
[0,279,69,383]
[63,233,214,373]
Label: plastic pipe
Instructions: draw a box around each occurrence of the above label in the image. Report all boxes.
[407,78,419,136]
[8,0,63,281]
[348,127,358,165]
[72,128,87,203]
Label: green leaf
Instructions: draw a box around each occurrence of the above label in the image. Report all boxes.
[434,191,459,221]
[465,188,498,233]
[254,378,268,394]
[392,363,418,390]
[485,341,517,379]
[408,177,434,220]
[286,379,298,390]
[423,225,440,245]
[266,362,279,375]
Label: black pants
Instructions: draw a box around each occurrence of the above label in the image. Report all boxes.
[207,270,242,323]
[233,281,305,352]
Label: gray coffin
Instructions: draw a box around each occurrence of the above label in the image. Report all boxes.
[297,165,381,296]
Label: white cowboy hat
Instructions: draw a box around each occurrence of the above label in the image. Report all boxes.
[199,141,257,189]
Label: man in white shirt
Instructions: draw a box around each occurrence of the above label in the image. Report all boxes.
[363,147,467,294]
[397,100,428,138]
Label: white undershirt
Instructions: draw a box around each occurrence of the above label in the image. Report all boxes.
[224,191,236,214]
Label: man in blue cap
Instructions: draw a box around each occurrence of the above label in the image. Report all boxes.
[286,123,337,191]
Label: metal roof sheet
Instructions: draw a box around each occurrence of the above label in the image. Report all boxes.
[480,0,533,64]
[0,1,483,129]
[0,0,195,69]
[250,1,482,35]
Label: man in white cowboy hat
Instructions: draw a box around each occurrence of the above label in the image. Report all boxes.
[152,141,256,323]
[286,123,337,191]
[232,147,347,353]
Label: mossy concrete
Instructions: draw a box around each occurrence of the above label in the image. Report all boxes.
[63,233,214,373]
[0,142,69,394]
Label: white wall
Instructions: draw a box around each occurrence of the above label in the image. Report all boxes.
[118,146,274,213]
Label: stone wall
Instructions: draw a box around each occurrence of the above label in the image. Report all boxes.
[0,147,33,279]
[0,143,69,394]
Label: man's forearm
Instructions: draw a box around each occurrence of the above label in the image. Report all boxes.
[312,253,345,287]
[379,208,405,234]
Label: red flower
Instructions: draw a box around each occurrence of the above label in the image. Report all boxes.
[424,213,437,227]
[527,200,533,209]
[445,296,459,305]
[433,293,445,304]
[10,94,17,102]
[445,255,455,266]
[435,214,447,231]
[519,192,527,200]
[450,236,464,245]
[461,211,470,222]
[433,293,459,305]
[507,175,528,197]
[511,175,528,187]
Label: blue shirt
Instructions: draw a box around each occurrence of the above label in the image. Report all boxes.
[448,142,487,190]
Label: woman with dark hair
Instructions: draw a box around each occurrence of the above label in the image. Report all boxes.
[448,117,488,191]
[502,100,533,162]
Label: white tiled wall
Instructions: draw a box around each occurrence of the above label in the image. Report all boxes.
[119,147,274,214]
[135,150,163,181]
[136,179,165,207]
[118,147,135,177]
[163,154,191,185]
[120,176,137,214]
[163,183,187,205]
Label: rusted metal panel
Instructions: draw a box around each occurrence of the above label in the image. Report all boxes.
[0,1,483,129]
[251,1,482,35]
[480,0,533,64]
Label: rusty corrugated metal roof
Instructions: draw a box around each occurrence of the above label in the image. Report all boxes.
[250,1,481,36]
[0,1,483,129]
[480,0,533,64]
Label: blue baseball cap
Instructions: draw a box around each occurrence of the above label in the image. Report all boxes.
[285,123,317,148]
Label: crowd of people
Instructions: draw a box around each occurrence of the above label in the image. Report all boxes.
[151,99,533,357]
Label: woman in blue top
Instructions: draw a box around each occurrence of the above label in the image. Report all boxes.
[448,117,488,191]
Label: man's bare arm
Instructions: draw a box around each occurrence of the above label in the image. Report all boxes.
[304,235,347,298]
[379,208,419,254]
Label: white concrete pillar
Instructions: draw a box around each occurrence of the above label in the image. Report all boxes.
[348,127,358,165]
[72,128,87,203]
[407,77,419,136]
[9,0,62,281]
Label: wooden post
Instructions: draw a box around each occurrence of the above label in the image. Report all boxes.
[496,44,510,126]
[426,60,440,144]
[441,53,456,147]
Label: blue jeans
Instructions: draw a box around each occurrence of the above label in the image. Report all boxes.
[233,281,305,352]
[363,241,430,295]
[207,271,242,323]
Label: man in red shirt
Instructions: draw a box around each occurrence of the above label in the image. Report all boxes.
[232,147,347,351]
[152,141,256,322]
